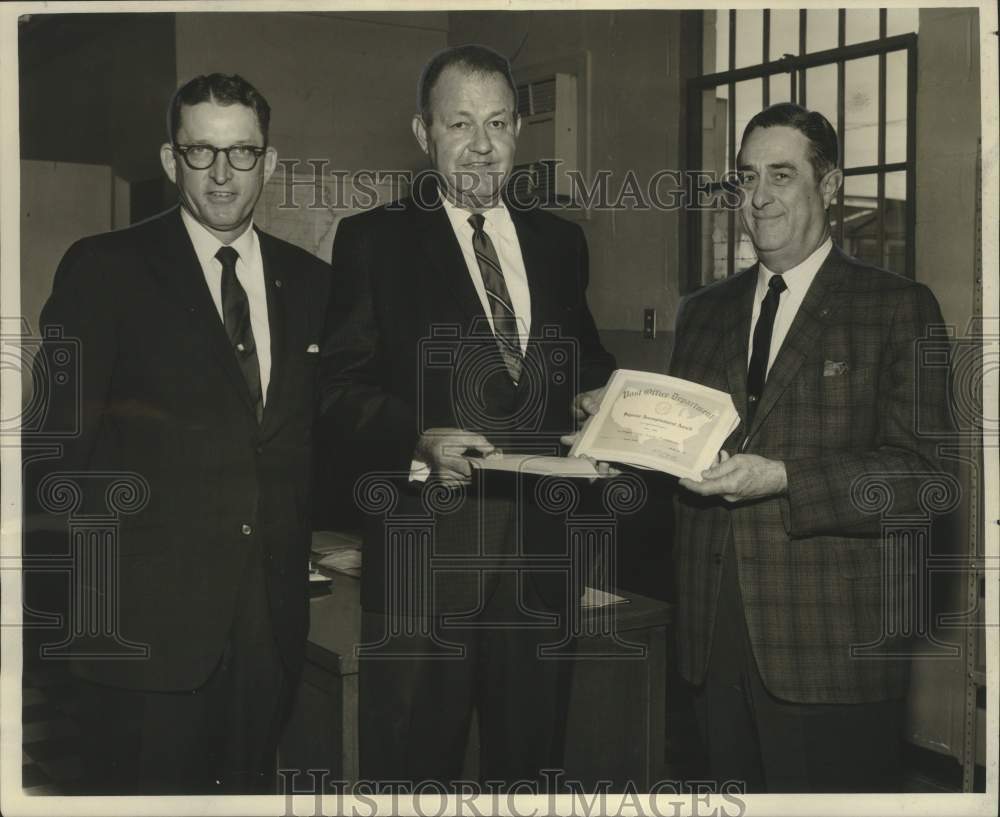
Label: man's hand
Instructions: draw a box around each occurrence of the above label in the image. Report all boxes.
[414,427,494,487]
[562,386,607,448]
[678,451,787,502]
[571,387,606,424]
[562,387,621,479]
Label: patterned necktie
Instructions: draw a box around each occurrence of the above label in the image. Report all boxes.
[216,246,263,423]
[468,213,523,384]
[746,273,787,426]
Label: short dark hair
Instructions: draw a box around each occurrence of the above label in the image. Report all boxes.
[416,44,518,124]
[739,102,839,179]
[167,73,271,145]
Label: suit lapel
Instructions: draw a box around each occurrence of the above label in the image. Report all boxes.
[744,248,844,442]
[145,208,257,417]
[257,229,287,430]
[507,206,555,345]
[722,266,759,433]
[412,201,488,327]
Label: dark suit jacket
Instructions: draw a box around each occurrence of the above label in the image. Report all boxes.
[26,207,331,691]
[669,247,953,704]
[320,185,615,614]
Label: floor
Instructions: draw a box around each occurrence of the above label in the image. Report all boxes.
[20,665,83,795]
[19,662,970,796]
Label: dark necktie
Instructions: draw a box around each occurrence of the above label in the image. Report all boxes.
[746,273,787,426]
[468,213,523,384]
[216,245,263,423]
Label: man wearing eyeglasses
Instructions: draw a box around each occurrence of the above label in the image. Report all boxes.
[28,74,332,794]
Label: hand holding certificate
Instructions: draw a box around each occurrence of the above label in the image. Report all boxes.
[465,369,740,481]
[567,369,740,481]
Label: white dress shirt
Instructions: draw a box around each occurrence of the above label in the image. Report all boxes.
[411,196,533,481]
[439,194,532,352]
[747,237,833,376]
[180,208,272,404]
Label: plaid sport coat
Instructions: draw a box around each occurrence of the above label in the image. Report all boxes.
[670,247,953,704]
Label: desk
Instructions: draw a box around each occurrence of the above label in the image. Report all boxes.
[279,574,672,790]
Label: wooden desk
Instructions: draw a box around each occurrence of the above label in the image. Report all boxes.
[279,576,361,788]
[279,575,672,790]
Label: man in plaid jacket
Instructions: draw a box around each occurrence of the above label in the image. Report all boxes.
[578,103,953,792]
[673,103,954,792]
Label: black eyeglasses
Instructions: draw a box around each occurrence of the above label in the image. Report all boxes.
[173,143,267,171]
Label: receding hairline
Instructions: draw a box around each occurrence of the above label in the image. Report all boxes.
[422,63,517,122]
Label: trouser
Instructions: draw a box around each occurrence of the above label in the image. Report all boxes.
[693,539,905,793]
[358,571,573,786]
[74,547,291,795]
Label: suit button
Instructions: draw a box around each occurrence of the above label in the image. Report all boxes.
[712,553,723,565]
[241,524,253,536]
[255,446,264,455]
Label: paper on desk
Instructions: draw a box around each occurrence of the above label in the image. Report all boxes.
[316,549,361,577]
[467,452,603,478]
[581,586,629,608]
[312,529,362,555]
[312,530,362,577]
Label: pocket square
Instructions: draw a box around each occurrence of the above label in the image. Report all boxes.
[306,344,320,354]
[824,359,849,376]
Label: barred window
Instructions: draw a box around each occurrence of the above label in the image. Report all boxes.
[685,8,918,290]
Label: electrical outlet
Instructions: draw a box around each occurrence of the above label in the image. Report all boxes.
[643,308,656,339]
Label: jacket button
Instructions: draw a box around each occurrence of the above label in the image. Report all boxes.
[712,552,723,565]
[255,446,264,455]
[241,524,253,536]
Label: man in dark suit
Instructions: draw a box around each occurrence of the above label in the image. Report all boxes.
[577,103,953,792]
[27,73,331,794]
[320,44,615,784]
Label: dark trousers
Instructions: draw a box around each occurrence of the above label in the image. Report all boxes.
[693,540,905,793]
[74,548,291,795]
[358,572,573,785]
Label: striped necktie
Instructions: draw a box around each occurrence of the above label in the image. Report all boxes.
[468,213,522,384]
[216,245,263,423]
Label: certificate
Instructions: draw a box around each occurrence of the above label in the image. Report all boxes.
[568,369,740,481]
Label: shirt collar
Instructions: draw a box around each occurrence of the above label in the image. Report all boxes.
[439,192,513,236]
[757,236,833,297]
[180,207,257,267]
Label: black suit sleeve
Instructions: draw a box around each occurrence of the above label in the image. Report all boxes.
[319,216,419,479]
[31,239,120,477]
[569,223,616,391]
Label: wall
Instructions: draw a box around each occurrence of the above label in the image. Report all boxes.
[19,13,176,183]
[907,6,984,765]
[448,10,695,372]
[19,161,113,342]
[174,11,447,175]
[915,7,981,330]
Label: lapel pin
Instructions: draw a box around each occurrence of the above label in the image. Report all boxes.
[274,279,283,288]
[236,343,245,352]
